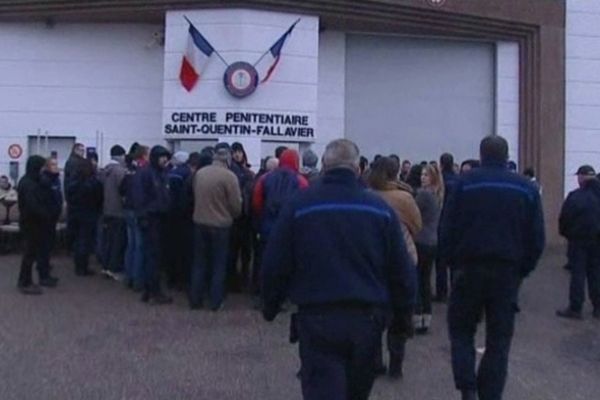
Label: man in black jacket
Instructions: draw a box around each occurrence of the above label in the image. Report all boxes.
[261,139,416,400]
[17,156,60,294]
[440,136,545,400]
[132,145,172,305]
[557,165,600,320]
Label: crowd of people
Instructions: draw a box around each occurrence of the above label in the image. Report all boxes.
[16,133,599,400]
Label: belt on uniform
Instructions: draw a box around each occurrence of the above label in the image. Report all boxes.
[298,301,381,314]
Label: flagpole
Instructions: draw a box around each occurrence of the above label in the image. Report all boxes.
[183,15,230,67]
[253,18,301,67]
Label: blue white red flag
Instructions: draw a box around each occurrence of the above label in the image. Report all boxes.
[180,21,215,92]
[258,19,300,84]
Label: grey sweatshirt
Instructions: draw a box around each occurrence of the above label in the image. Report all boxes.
[415,188,441,246]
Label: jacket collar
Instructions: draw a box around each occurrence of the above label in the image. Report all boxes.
[481,159,507,169]
[322,168,360,185]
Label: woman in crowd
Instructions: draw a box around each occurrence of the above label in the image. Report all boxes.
[414,163,444,334]
[406,163,424,192]
[368,156,422,379]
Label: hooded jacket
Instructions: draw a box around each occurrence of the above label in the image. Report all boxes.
[132,146,171,217]
[168,163,191,216]
[559,178,600,241]
[18,156,55,229]
[102,157,128,218]
[252,149,309,238]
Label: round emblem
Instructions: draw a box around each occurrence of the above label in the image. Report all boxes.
[8,144,23,159]
[223,62,259,98]
[425,0,447,7]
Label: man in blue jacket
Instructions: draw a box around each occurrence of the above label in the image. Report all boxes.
[261,139,417,400]
[557,165,600,320]
[132,145,172,305]
[440,135,545,400]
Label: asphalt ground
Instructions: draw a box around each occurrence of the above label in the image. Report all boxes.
[0,247,599,400]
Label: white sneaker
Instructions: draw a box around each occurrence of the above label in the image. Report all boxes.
[423,314,432,329]
[413,314,424,330]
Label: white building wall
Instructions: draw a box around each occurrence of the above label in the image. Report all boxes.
[314,31,346,158]
[495,42,520,164]
[0,23,164,176]
[565,0,600,194]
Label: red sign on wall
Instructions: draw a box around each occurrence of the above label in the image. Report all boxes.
[8,144,23,159]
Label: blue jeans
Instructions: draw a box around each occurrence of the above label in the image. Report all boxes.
[190,224,230,309]
[125,210,145,287]
[140,214,164,296]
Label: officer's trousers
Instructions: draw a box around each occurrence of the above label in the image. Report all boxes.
[297,308,385,400]
[567,240,600,312]
[448,264,520,400]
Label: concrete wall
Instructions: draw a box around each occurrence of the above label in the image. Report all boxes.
[495,41,520,164]
[0,17,524,179]
[314,31,346,159]
[0,23,164,177]
[565,0,600,194]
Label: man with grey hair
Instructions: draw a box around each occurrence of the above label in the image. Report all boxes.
[190,146,242,311]
[261,138,416,400]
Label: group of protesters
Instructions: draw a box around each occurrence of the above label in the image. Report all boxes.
[15,136,600,399]
[14,140,543,312]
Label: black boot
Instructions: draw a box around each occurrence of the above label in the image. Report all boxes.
[145,293,173,305]
[387,334,405,380]
[388,355,403,379]
[39,276,59,288]
[556,308,583,320]
[18,284,43,295]
[461,390,477,400]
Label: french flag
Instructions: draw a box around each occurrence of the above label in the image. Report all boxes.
[259,19,300,84]
[180,20,215,92]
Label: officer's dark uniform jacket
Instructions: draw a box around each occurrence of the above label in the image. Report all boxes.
[439,160,545,278]
[261,168,417,320]
[559,178,600,242]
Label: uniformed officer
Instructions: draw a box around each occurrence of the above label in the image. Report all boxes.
[556,165,600,320]
[261,139,416,400]
[440,135,545,400]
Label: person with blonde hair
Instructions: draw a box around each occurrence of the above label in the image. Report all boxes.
[414,163,444,334]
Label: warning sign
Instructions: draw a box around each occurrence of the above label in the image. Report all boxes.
[8,144,23,159]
